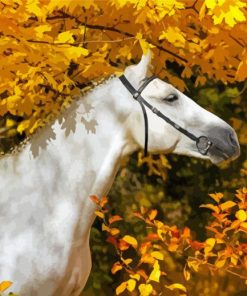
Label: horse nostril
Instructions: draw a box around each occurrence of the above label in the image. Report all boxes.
[228,131,238,147]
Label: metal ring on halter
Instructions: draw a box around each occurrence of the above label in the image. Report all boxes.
[196,136,212,155]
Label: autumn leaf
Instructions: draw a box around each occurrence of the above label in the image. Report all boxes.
[111,262,123,274]
[122,235,138,248]
[209,193,224,203]
[235,210,247,222]
[138,283,153,296]
[219,201,237,211]
[0,281,12,292]
[200,204,220,213]
[90,195,99,204]
[151,251,164,260]
[149,261,161,282]
[109,215,123,224]
[166,283,187,293]
[116,281,127,295]
[204,238,216,254]
[95,211,104,219]
[127,279,136,292]
[148,209,158,221]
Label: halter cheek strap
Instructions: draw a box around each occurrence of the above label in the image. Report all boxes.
[119,75,213,157]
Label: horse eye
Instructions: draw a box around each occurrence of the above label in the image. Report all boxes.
[164,94,178,103]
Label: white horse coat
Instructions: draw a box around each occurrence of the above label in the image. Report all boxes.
[0,54,240,295]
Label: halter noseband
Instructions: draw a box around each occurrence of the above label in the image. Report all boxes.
[119,75,212,157]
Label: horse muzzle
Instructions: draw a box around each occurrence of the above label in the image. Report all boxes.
[207,126,240,164]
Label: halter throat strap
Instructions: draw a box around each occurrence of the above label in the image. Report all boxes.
[119,75,212,157]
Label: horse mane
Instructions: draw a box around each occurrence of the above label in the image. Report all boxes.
[0,75,116,158]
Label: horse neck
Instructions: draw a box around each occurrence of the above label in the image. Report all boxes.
[20,77,137,233]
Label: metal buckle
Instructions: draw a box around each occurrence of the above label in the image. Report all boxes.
[196,136,212,155]
[133,92,140,99]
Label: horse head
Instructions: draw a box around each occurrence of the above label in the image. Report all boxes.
[123,52,240,164]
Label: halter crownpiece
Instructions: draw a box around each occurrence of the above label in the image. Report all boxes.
[119,75,212,157]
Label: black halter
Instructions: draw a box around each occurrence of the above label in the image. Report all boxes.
[119,75,212,157]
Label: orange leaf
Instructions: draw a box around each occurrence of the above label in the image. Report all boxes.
[200,204,220,213]
[190,240,205,250]
[219,201,236,211]
[209,193,224,203]
[90,195,99,204]
[140,241,152,255]
[137,269,149,281]
[118,239,130,251]
[109,215,123,224]
[0,281,12,292]
[116,282,127,295]
[111,262,123,274]
[100,196,108,208]
[240,222,247,233]
[148,209,158,221]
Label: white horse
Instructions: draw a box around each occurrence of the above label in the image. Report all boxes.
[0,53,240,296]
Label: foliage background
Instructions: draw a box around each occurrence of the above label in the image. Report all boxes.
[0,0,246,295]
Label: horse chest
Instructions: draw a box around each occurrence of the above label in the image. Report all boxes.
[0,152,92,295]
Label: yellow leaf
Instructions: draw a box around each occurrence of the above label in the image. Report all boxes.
[159,27,186,47]
[149,261,161,282]
[220,201,236,211]
[138,283,153,296]
[17,120,30,134]
[122,235,138,248]
[236,210,247,222]
[151,251,164,260]
[130,274,140,281]
[230,254,238,266]
[204,238,216,254]
[61,46,89,61]
[0,281,12,292]
[110,228,120,236]
[95,211,104,219]
[116,281,127,295]
[215,258,226,268]
[187,258,200,272]
[26,0,43,18]
[205,0,217,9]
[127,279,136,292]
[35,24,52,38]
[102,224,110,232]
[166,283,187,293]
[122,258,132,265]
[183,266,191,281]
[55,31,74,43]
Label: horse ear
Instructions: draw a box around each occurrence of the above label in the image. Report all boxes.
[124,50,153,88]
